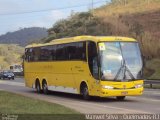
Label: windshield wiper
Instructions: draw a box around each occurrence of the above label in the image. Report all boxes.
[114,59,135,81]
[123,61,135,80]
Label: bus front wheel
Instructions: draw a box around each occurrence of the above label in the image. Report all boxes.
[81,84,90,100]
[116,96,126,100]
[42,80,49,94]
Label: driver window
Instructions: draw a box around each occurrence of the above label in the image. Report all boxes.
[88,41,99,79]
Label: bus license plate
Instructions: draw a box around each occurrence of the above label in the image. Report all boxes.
[121,91,128,95]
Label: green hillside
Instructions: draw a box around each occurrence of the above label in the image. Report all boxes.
[0,44,24,70]
[43,0,160,79]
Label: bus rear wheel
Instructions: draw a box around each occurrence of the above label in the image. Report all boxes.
[116,96,126,100]
[42,80,49,94]
[81,84,90,100]
[36,80,41,93]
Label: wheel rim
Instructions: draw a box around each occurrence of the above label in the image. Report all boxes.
[43,83,48,94]
[83,87,88,96]
[36,83,40,92]
[82,86,89,99]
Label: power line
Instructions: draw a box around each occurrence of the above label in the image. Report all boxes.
[0,0,109,16]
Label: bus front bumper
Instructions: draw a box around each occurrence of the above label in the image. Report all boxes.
[99,87,143,97]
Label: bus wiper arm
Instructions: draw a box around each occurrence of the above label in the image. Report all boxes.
[114,60,124,81]
[124,64,135,80]
[114,59,135,81]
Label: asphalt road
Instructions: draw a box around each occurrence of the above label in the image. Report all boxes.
[0,78,160,114]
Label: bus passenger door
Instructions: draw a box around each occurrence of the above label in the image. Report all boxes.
[87,41,100,95]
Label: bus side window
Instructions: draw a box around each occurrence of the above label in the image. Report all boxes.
[30,48,34,62]
[25,49,30,62]
[68,43,75,60]
[64,44,70,60]
[51,45,56,60]
[40,46,53,61]
[68,42,86,61]
[56,44,68,60]
[78,42,86,60]
[88,41,99,79]
[33,47,41,61]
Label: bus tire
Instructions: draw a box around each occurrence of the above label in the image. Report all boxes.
[36,80,41,93]
[81,83,90,100]
[42,80,49,94]
[116,96,126,100]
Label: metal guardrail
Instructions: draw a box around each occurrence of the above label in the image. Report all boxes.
[144,79,160,88]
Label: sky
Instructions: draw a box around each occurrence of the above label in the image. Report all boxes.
[0,0,111,35]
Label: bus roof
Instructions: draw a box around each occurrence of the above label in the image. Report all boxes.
[25,36,137,48]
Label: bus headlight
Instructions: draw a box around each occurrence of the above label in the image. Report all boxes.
[102,85,114,89]
[135,84,143,88]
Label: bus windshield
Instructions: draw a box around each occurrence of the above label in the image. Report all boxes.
[99,42,143,81]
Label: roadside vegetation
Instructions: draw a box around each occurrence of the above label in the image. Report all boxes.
[144,59,160,79]
[0,44,24,70]
[0,91,82,120]
[43,0,160,79]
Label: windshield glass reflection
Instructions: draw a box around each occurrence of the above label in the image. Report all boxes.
[99,42,142,81]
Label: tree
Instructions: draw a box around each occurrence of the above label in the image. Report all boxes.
[129,21,144,38]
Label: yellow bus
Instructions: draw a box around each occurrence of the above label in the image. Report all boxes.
[24,36,143,100]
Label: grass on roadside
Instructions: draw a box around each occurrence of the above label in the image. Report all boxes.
[0,91,79,114]
[144,59,160,79]
[0,91,84,120]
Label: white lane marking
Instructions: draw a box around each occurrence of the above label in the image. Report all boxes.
[145,89,160,91]
[75,101,149,113]
[0,80,25,87]
[101,105,150,113]
[46,96,151,114]
[129,96,160,102]
[40,97,147,113]
[144,91,160,95]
